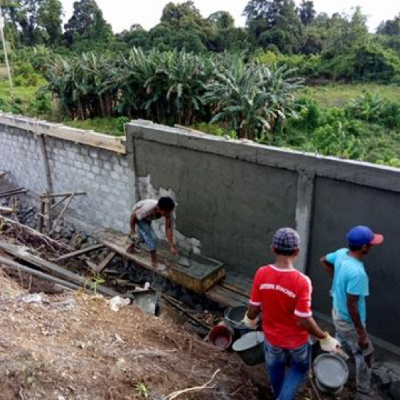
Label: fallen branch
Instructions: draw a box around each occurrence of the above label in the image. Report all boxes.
[165,369,220,400]
[0,216,72,252]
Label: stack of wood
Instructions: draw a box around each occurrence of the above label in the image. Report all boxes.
[0,216,123,299]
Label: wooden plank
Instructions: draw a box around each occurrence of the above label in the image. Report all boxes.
[0,114,126,154]
[0,189,27,199]
[205,284,249,308]
[44,192,86,198]
[0,255,89,294]
[0,171,6,179]
[0,240,120,298]
[93,251,116,273]
[49,192,75,235]
[54,244,105,262]
[220,274,252,297]
[0,206,13,214]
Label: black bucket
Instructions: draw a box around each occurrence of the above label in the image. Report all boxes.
[232,331,265,366]
[224,306,251,334]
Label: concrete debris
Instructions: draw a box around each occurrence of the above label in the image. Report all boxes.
[390,381,400,399]
[51,298,77,310]
[108,296,130,312]
[18,293,45,304]
[373,362,400,387]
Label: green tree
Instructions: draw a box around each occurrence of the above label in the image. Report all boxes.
[38,0,63,46]
[64,0,113,50]
[377,14,400,36]
[2,0,45,46]
[117,24,150,51]
[244,0,305,54]
[298,0,316,26]
[207,11,235,30]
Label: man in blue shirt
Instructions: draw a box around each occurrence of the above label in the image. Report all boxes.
[320,226,384,397]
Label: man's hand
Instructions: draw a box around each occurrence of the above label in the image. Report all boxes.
[170,246,179,256]
[358,328,368,350]
[319,332,341,352]
[243,312,258,330]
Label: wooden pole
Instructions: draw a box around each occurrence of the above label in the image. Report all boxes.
[36,134,54,196]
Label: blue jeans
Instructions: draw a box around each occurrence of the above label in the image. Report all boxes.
[137,220,158,251]
[265,339,310,400]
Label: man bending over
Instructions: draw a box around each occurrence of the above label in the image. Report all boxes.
[129,197,178,271]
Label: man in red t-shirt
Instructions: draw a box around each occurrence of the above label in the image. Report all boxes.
[244,228,339,400]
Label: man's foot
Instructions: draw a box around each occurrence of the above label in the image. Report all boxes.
[152,262,166,272]
[126,243,142,254]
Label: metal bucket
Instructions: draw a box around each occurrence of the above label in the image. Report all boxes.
[314,353,349,394]
[224,306,251,334]
[232,331,265,366]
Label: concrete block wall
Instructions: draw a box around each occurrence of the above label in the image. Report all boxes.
[0,123,131,233]
[0,125,46,193]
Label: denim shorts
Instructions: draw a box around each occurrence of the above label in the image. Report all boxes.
[137,219,158,251]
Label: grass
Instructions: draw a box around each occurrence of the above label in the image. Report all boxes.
[299,83,400,107]
[64,118,126,136]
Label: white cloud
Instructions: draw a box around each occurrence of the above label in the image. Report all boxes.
[61,0,400,33]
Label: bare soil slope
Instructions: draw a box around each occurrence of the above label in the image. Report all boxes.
[0,270,266,400]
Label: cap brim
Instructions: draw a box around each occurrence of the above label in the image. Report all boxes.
[370,233,384,245]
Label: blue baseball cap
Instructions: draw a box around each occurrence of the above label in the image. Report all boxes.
[347,226,384,247]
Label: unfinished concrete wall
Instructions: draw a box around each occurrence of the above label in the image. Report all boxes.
[126,121,400,352]
[0,122,131,232]
[132,137,297,276]
[308,178,400,348]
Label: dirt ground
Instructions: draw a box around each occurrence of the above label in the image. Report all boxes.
[0,268,271,400]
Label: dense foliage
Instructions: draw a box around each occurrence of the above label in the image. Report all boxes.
[42,49,301,140]
[2,0,400,167]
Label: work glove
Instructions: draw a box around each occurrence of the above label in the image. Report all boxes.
[319,332,341,353]
[243,312,258,330]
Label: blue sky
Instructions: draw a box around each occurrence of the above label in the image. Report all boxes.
[61,0,399,33]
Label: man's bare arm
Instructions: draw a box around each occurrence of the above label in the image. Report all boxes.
[129,212,137,236]
[320,256,334,278]
[165,217,177,254]
[297,316,327,340]
[347,294,368,348]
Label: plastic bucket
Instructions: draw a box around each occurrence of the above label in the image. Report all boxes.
[232,331,265,366]
[314,353,349,394]
[224,306,250,334]
[207,322,234,350]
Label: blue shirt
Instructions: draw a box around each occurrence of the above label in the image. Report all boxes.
[326,248,369,324]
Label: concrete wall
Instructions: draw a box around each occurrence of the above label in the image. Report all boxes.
[126,121,400,351]
[132,135,297,276]
[1,116,400,351]
[0,123,131,232]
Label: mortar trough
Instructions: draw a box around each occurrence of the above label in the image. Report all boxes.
[232,331,265,366]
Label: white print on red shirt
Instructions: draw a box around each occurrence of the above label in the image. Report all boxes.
[259,283,296,299]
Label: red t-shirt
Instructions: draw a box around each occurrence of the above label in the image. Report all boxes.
[250,265,313,349]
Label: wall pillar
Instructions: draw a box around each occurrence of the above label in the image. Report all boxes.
[125,129,139,209]
[295,170,315,273]
[36,133,53,195]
